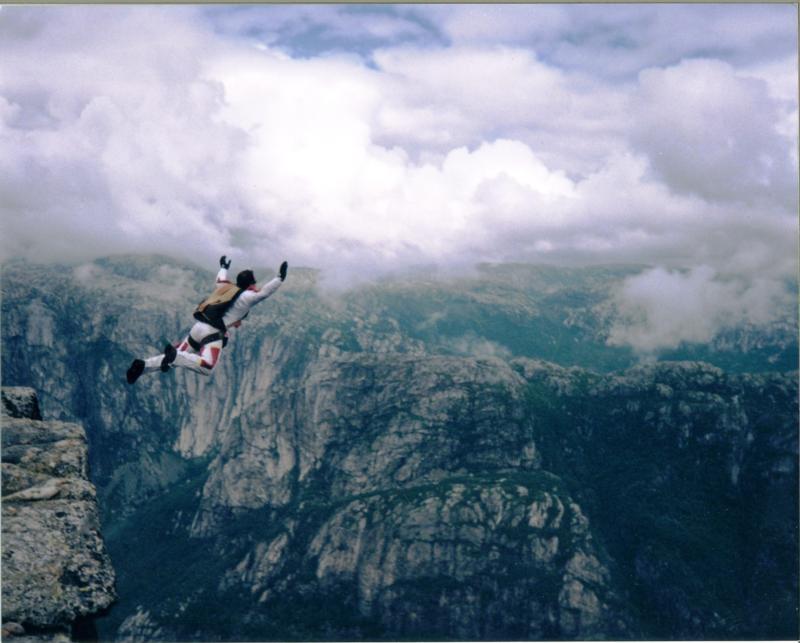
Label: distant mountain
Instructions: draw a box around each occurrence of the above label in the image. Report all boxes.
[1,255,797,640]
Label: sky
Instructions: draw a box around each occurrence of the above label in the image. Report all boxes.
[0,3,797,351]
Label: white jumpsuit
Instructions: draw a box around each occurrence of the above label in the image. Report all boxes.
[142,266,283,376]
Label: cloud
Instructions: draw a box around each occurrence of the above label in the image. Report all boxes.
[0,3,796,314]
[0,6,248,263]
[630,58,797,209]
[370,44,630,175]
[444,332,512,360]
[430,4,570,45]
[607,266,794,353]
[203,4,437,56]
[198,3,797,81]
[422,4,797,79]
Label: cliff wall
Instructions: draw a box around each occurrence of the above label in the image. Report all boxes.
[1,388,116,641]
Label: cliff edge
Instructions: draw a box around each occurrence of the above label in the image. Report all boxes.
[2,387,116,641]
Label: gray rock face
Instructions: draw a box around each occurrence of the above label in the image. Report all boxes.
[304,479,626,640]
[1,388,116,638]
[116,609,166,641]
[2,386,43,421]
[169,352,636,641]
[192,354,540,535]
[513,358,799,639]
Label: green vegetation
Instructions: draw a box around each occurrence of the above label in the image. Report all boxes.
[96,459,215,638]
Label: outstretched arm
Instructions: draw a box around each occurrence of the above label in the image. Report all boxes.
[216,255,232,284]
[249,261,288,304]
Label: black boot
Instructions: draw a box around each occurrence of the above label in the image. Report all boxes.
[127,359,145,384]
[161,343,177,372]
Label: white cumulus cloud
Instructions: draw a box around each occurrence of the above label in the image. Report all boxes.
[630,58,797,209]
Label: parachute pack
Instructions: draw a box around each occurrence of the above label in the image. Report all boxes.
[193,283,244,331]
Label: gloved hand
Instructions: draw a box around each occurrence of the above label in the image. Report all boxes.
[220,255,232,269]
[279,261,288,281]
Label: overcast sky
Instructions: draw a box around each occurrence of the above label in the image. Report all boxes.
[1,4,797,348]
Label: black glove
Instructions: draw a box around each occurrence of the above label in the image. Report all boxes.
[279,261,288,281]
[220,255,231,269]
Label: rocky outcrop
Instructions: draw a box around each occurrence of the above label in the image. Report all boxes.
[1,387,116,640]
[191,354,539,535]
[2,386,44,421]
[512,359,799,639]
[301,478,628,640]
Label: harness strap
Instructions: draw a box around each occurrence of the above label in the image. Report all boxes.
[188,332,225,352]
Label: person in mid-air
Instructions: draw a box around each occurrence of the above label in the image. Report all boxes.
[126,256,288,384]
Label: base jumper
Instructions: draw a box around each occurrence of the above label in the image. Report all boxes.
[126,256,288,384]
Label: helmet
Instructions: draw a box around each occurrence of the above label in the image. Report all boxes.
[236,269,256,289]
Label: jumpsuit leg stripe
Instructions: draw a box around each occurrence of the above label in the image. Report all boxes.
[200,346,221,369]
[142,322,223,376]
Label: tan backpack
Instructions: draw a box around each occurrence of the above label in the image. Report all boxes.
[193,283,244,331]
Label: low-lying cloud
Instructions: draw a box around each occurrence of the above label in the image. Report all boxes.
[443,333,513,361]
[608,266,794,353]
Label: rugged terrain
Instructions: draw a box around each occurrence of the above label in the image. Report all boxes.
[1,387,116,641]
[1,255,797,640]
